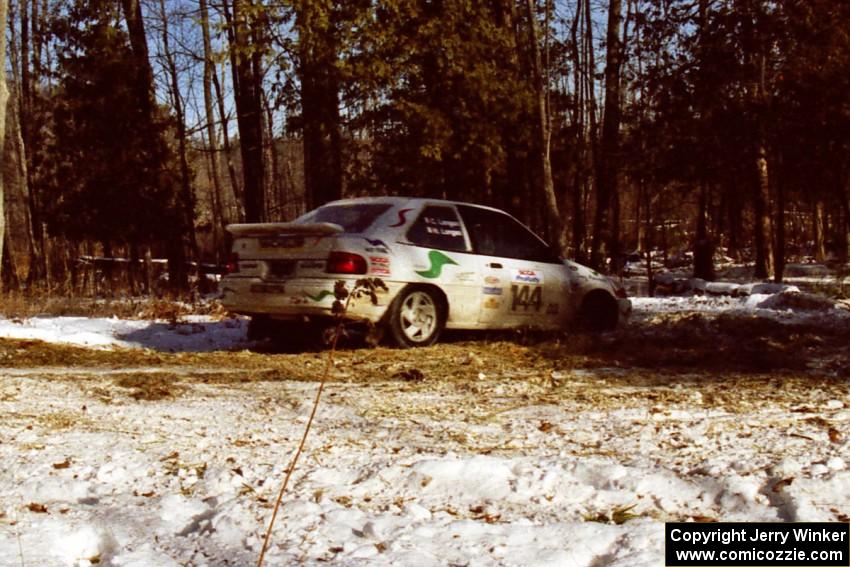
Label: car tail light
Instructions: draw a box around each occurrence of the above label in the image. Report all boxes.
[326,251,367,275]
[225,252,240,274]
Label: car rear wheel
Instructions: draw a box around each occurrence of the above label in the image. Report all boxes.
[247,315,274,341]
[387,287,445,348]
[247,316,326,350]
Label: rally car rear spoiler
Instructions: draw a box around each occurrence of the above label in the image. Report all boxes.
[226,222,344,237]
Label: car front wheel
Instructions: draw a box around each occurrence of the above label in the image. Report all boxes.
[387,287,445,348]
[578,290,619,332]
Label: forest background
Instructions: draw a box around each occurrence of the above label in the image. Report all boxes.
[0,0,847,294]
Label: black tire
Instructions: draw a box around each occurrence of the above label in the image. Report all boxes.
[248,316,323,350]
[247,315,273,341]
[386,286,446,348]
[578,291,619,332]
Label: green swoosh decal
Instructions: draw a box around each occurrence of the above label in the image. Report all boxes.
[305,290,333,302]
[415,250,458,279]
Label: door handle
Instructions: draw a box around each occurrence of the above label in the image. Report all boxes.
[488,262,503,269]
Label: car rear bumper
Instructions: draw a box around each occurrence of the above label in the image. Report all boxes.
[220,276,395,322]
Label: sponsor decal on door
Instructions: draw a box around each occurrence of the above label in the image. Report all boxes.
[512,269,543,285]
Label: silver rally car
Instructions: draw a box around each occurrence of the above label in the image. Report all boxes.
[221,197,631,347]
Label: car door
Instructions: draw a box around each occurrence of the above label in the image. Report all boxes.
[456,205,570,329]
[398,203,480,326]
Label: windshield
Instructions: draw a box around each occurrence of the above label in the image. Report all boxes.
[294,204,392,233]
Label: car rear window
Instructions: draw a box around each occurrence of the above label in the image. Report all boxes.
[294,204,392,233]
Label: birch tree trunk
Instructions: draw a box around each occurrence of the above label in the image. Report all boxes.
[0,0,8,278]
[199,0,226,239]
[211,60,244,221]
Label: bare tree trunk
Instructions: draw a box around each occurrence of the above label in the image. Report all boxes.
[16,0,45,286]
[642,181,654,296]
[158,0,198,261]
[590,0,624,270]
[128,241,139,295]
[726,182,743,261]
[263,92,287,220]
[199,0,226,242]
[2,230,20,291]
[692,0,715,281]
[753,147,774,279]
[741,1,773,280]
[524,0,566,256]
[144,246,153,295]
[493,0,527,220]
[211,60,244,221]
[296,0,344,210]
[773,161,785,282]
[635,182,644,252]
[202,132,223,259]
[814,200,826,262]
[569,0,586,262]
[0,0,8,277]
[121,0,155,115]
[583,0,599,262]
[224,0,266,222]
[838,179,850,263]
[693,182,715,280]
[121,0,188,290]
[6,26,40,284]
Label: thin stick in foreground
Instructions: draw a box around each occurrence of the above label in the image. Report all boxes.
[256,278,386,567]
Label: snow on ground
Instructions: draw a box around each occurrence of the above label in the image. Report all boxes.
[2,363,848,567]
[0,315,249,352]
[1,286,849,566]
[632,293,850,322]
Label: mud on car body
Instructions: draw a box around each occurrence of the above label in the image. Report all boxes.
[221,197,631,347]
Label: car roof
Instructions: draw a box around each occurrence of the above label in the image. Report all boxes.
[318,196,508,215]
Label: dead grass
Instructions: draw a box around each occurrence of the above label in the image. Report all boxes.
[0,292,228,321]
[2,317,848,386]
[8,410,95,434]
[113,372,187,401]
[0,339,174,368]
[532,311,850,374]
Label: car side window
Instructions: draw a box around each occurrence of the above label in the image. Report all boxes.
[457,205,557,263]
[406,206,468,252]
